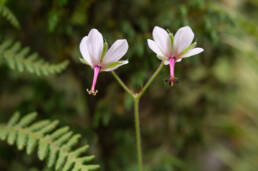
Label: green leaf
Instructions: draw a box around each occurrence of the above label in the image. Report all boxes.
[17,131,27,150]
[26,135,37,155]
[55,153,67,170]
[63,159,73,171]
[7,112,20,126]
[47,145,58,168]
[50,126,70,140]
[0,39,69,76]
[18,112,37,127]
[0,125,8,140]
[0,5,20,29]
[0,112,100,170]
[7,129,16,145]
[38,139,49,160]
[64,134,81,150]
[54,132,73,146]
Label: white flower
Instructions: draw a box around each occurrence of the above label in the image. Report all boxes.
[147,26,204,86]
[80,28,129,95]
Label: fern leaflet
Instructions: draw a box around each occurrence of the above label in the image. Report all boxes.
[0,39,69,76]
[0,5,20,29]
[0,112,100,171]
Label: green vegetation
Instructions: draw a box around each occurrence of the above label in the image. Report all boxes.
[0,0,257,170]
[0,39,69,76]
[0,112,99,171]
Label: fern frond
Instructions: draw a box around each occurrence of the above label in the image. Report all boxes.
[0,112,100,171]
[0,5,20,29]
[0,39,69,76]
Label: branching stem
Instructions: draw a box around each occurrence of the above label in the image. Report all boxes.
[111,62,164,171]
[136,62,164,99]
[111,71,135,97]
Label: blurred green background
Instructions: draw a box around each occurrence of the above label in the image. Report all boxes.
[0,0,258,170]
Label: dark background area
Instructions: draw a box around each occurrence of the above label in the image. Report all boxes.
[0,0,258,170]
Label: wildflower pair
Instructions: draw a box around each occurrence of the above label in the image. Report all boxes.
[80,26,204,95]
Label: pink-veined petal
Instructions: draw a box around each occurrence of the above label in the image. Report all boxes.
[147,39,164,57]
[174,26,194,54]
[86,28,104,65]
[181,48,204,58]
[152,26,171,56]
[80,36,93,67]
[102,60,128,72]
[102,39,128,64]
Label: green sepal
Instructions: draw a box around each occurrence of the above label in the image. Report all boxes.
[100,41,108,62]
[80,58,90,66]
[157,55,167,61]
[180,42,197,56]
[169,33,174,47]
[106,61,125,69]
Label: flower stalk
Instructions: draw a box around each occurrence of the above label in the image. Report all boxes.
[111,62,165,171]
[136,62,164,99]
[134,98,143,171]
[111,71,135,97]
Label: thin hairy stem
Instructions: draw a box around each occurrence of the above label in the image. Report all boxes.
[111,71,135,97]
[136,62,164,99]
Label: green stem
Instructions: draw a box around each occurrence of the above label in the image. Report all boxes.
[111,62,165,171]
[134,98,143,171]
[136,62,164,99]
[111,71,135,97]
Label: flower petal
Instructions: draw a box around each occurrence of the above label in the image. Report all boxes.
[152,26,171,56]
[102,39,128,64]
[86,28,104,65]
[176,58,182,63]
[163,60,170,65]
[147,39,164,57]
[80,36,93,67]
[174,26,194,54]
[181,48,204,58]
[102,60,128,72]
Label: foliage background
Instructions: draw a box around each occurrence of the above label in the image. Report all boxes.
[0,0,258,170]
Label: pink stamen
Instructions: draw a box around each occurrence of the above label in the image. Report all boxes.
[87,66,101,95]
[169,57,176,77]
